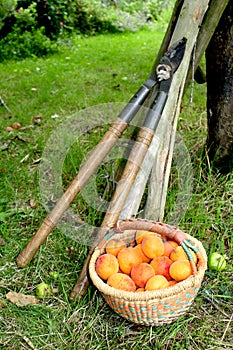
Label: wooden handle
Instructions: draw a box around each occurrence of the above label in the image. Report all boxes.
[16,118,128,268]
[69,127,155,299]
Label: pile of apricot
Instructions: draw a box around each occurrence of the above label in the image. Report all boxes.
[95,230,197,292]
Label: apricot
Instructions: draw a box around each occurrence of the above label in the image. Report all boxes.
[141,234,164,259]
[135,230,152,244]
[133,243,151,263]
[117,247,142,275]
[163,241,175,257]
[135,287,145,292]
[131,262,155,288]
[95,253,119,280]
[105,238,126,257]
[145,275,169,291]
[107,273,136,292]
[169,260,193,281]
[150,256,173,281]
[170,246,197,264]
[168,280,177,287]
[168,240,179,248]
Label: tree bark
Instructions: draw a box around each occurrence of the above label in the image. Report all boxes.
[206,1,233,172]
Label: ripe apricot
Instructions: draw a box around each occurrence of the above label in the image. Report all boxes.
[163,241,175,257]
[133,243,151,263]
[117,247,142,275]
[135,230,152,244]
[168,240,179,248]
[169,260,193,281]
[145,275,169,291]
[131,262,155,288]
[135,287,145,292]
[95,253,119,280]
[150,256,173,281]
[107,273,136,292]
[141,234,164,259]
[168,280,177,287]
[105,238,126,257]
[170,246,197,264]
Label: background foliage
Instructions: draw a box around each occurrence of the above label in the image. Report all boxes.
[0,0,173,61]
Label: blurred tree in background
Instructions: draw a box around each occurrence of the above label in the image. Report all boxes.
[0,0,173,61]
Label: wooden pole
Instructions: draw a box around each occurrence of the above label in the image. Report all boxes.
[145,0,229,221]
[120,0,213,222]
[16,118,128,267]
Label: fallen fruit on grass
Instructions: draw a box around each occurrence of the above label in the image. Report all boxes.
[12,122,21,129]
[141,234,164,259]
[95,253,119,280]
[208,252,226,271]
[107,273,136,292]
[105,238,126,257]
[145,275,169,291]
[49,271,59,280]
[117,247,142,275]
[169,260,192,281]
[131,262,155,287]
[36,283,51,298]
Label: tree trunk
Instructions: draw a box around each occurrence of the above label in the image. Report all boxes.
[206,1,233,172]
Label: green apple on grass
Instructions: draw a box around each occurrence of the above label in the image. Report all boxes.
[208,252,226,271]
[36,283,51,298]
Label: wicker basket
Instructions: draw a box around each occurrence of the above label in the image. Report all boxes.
[89,219,207,326]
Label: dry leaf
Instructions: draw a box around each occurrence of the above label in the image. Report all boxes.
[6,291,39,307]
[33,116,42,124]
[29,199,37,208]
[0,140,11,150]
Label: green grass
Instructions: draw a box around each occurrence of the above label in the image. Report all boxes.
[1,24,233,349]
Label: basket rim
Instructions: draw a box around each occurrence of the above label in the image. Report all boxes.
[89,229,207,302]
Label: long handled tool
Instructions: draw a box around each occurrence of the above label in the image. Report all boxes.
[69,37,187,299]
[16,70,156,268]
[16,38,187,284]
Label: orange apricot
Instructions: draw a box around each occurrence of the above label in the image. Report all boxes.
[145,275,169,291]
[95,253,119,280]
[117,247,142,275]
[163,241,175,257]
[105,238,126,257]
[107,273,136,292]
[141,234,164,259]
[131,263,155,288]
[170,246,197,264]
[133,243,151,263]
[169,260,193,281]
[135,230,152,244]
[150,256,173,281]
[168,280,177,287]
[168,240,179,248]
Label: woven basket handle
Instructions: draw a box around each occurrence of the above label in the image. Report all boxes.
[114,218,187,245]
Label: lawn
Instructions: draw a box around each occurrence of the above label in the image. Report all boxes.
[0,23,232,350]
